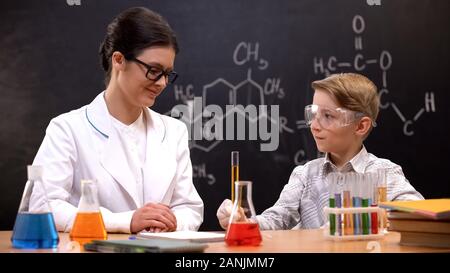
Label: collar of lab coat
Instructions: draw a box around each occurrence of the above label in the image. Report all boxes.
[85,91,168,208]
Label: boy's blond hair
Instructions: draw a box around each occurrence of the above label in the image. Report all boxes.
[311,73,379,137]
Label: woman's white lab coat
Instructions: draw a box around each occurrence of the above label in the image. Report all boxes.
[31,92,204,233]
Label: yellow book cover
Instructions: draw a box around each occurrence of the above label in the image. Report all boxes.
[380,199,450,220]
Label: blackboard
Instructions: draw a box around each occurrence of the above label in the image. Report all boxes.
[1,0,449,231]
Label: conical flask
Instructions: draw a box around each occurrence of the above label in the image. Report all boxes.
[11,165,59,249]
[70,179,107,245]
[225,181,262,246]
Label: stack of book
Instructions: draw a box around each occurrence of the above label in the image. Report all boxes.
[380,199,450,248]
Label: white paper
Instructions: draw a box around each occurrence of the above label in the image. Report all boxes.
[137,231,225,243]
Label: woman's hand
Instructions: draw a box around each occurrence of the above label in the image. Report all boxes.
[130,203,177,233]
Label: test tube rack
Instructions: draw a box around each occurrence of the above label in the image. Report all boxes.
[323,206,386,241]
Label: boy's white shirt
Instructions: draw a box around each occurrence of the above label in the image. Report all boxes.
[256,146,424,230]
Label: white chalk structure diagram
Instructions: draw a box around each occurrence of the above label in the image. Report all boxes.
[311,14,436,137]
[169,42,283,153]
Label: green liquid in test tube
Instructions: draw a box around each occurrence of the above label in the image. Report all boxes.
[362,175,370,235]
[329,198,336,235]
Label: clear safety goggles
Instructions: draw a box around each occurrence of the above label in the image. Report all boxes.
[304,104,368,129]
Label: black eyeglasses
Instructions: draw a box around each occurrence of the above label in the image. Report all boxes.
[129,57,178,84]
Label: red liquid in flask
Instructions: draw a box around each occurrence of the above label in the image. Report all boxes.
[225,222,262,246]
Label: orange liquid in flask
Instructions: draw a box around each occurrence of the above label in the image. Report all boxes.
[225,222,262,246]
[70,212,107,243]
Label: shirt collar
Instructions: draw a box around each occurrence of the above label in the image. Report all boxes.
[111,110,145,130]
[86,91,162,140]
[349,146,369,173]
[322,146,369,174]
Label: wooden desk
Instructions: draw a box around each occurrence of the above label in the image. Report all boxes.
[1,229,449,253]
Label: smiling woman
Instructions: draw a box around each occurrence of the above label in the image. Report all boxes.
[29,7,204,235]
[105,45,177,122]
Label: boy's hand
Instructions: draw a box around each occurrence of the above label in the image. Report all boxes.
[216,199,246,229]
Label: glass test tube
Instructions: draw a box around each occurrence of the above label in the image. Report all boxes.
[369,172,379,235]
[361,174,370,235]
[366,174,372,232]
[327,174,336,236]
[377,169,388,232]
[334,173,343,236]
[343,176,353,236]
[231,151,239,203]
[352,173,362,235]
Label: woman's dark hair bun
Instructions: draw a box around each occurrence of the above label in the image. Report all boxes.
[98,7,178,86]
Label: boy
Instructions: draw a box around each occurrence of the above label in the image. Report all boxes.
[217,73,423,230]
